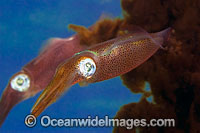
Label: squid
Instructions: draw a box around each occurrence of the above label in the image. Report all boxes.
[31,28,172,117]
[0,34,88,126]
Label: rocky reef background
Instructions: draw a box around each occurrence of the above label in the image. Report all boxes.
[69,0,200,132]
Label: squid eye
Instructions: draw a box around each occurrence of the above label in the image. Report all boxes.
[78,58,96,78]
[10,74,30,92]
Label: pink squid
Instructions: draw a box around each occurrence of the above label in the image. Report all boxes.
[0,34,88,126]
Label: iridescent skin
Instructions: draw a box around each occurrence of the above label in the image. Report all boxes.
[0,34,88,126]
[31,28,171,117]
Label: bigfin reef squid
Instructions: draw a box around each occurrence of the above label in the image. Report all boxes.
[0,34,88,127]
[31,27,172,117]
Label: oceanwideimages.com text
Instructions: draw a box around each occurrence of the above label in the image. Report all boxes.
[25,115,175,129]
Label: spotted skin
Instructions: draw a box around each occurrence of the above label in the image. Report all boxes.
[88,38,158,83]
[31,28,171,117]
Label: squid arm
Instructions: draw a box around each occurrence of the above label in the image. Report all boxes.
[31,52,97,117]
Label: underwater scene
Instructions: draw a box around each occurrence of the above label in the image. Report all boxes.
[0,0,200,133]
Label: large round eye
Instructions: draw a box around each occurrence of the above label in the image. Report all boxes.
[78,58,96,79]
[10,74,30,92]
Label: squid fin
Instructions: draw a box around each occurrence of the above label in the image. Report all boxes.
[151,28,172,49]
[39,38,60,54]
[102,27,149,56]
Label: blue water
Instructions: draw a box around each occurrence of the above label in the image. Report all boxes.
[0,0,142,132]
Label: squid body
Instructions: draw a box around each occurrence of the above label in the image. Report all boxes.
[31,28,171,117]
